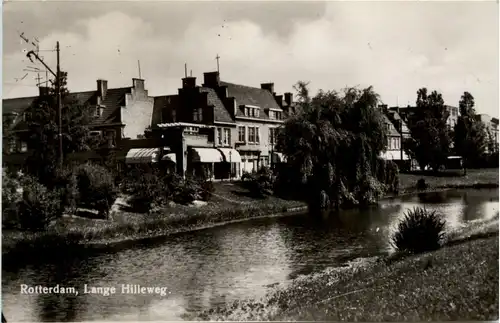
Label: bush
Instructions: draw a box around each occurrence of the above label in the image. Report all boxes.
[75,163,117,215]
[391,207,446,253]
[416,178,428,190]
[172,178,199,205]
[17,176,61,231]
[242,167,275,198]
[198,180,215,202]
[2,168,23,228]
[128,172,169,212]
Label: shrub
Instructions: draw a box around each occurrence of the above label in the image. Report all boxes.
[416,178,428,190]
[75,163,117,214]
[128,172,169,212]
[242,167,275,198]
[391,207,446,253]
[17,176,61,231]
[53,167,80,214]
[2,168,23,228]
[172,178,199,205]
[198,180,215,202]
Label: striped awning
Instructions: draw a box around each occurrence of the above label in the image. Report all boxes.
[191,148,224,163]
[218,148,242,163]
[162,153,177,163]
[125,148,160,164]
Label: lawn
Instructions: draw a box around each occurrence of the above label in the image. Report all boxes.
[194,233,499,321]
[399,168,499,193]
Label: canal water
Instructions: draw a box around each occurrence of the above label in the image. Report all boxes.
[2,189,498,321]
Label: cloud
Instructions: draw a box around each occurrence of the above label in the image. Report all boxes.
[3,1,498,117]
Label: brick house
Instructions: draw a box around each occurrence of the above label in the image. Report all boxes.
[2,78,155,168]
[151,71,297,179]
[201,71,291,174]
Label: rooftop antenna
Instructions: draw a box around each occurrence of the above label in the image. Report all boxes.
[216,54,220,73]
[137,60,142,79]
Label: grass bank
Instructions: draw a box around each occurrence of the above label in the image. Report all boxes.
[193,228,499,321]
[399,168,499,194]
[2,181,307,259]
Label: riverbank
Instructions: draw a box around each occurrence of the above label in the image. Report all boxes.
[193,222,499,321]
[2,182,307,258]
[399,168,499,193]
[3,169,498,258]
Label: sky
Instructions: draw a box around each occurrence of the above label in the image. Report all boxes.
[2,1,499,117]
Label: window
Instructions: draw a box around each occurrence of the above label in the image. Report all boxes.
[20,141,28,152]
[245,107,251,116]
[193,107,203,122]
[248,127,255,143]
[387,137,391,149]
[185,127,199,135]
[252,108,260,118]
[269,111,275,120]
[238,126,246,142]
[94,106,102,117]
[217,127,223,145]
[8,138,16,153]
[255,126,260,143]
[269,128,278,145]
[223,128,231,146]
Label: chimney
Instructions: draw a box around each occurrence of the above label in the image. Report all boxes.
[97,79,108,99]
[203,72,220,88]
[182,76,196,88]
[217,85,228,99]
[275,94,283,107]
[39,86,50,97]
[132,78,145,90]
[284,92,293,106]
[261,83,274,94]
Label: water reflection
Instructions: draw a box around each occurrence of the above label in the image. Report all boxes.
[2,189,498,322]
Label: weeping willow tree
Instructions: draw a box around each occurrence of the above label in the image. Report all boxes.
[276,81,396,210]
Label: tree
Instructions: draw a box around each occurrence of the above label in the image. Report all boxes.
[453,92,487,174]
[404,88,451,172]
[276,82,394,210]
[25,72,103,185]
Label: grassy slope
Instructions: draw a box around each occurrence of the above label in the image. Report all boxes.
[399,168,499,192]
[195,234,499,321]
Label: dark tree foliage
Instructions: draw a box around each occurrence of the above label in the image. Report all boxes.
[276,82,394,209]
[24,72,103,185]
[404,88,451,172]
[453,92,487,174]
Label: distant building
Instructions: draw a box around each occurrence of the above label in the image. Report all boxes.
[475,113,499,153]
[388,105,459,128]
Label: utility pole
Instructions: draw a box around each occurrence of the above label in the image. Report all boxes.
[26,41,63,167]
[56,41,63,168]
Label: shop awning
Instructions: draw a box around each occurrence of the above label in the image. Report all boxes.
[125,148,160,164]
[191,148,224,163]
[271,152,287,163]
[162,153,177,163]
[218,148,242,163]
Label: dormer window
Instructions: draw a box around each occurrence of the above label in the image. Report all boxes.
[244,105,260,118]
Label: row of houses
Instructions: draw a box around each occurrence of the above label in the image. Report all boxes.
[3,71,499,179]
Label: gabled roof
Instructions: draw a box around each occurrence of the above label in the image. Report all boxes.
[2,87,131,128]
[199,87,234,124]
[94,87,131,124]
[220,81,282,120]
[382,114,401,137]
